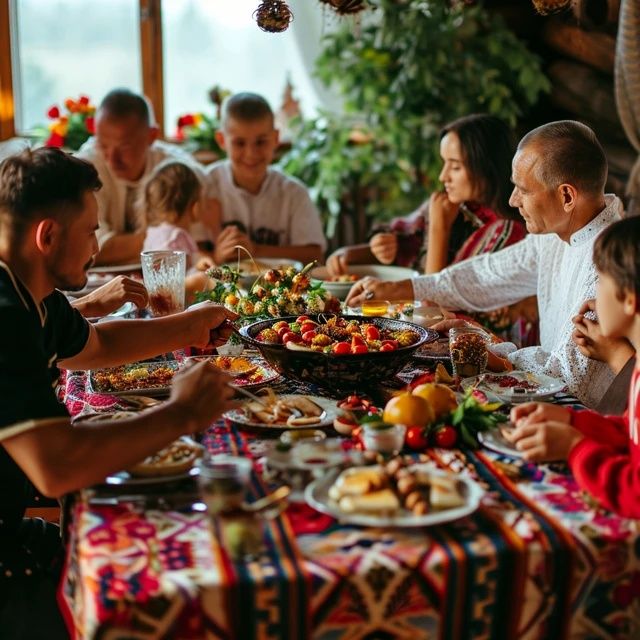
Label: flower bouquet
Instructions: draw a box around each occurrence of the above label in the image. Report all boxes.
[34,95,96,151]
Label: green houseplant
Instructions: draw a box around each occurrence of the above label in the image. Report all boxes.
[280,0,550,238]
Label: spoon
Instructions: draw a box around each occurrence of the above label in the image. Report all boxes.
[242,485,291,513]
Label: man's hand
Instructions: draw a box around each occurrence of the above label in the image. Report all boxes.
[345,276,413,307]
[184,301,239,348]
[572,299,635,373]
[213,225,254,264]
[429,192,460,230]
[168,360,237,433]
[326,249,348,277]
[72,276,148,318]
[510,401,571,427]
[369,232,398,265]
[502,419,583,462]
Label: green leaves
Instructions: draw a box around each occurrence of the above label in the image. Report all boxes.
[280,0,549,238]
[449,390,508,449]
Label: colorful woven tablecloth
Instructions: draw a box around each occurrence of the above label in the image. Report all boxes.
[60,367,640,640]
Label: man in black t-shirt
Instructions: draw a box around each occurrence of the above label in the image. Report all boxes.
[0,148,237,639]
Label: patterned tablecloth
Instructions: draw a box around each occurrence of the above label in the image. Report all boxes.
[60,365,640,640]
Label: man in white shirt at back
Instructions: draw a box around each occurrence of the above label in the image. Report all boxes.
[77,89,207,266]
[346,121,623,407]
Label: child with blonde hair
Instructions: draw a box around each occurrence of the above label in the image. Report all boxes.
[142,161,205,269]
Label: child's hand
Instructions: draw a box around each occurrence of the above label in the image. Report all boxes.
[502,420,583,462]
[214,225,254,264]
[370,232,398,265]
[510,402,570,427]
[195,256,215,272]
[572,299,635,373]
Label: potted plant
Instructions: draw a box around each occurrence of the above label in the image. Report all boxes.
[280,0,550,239]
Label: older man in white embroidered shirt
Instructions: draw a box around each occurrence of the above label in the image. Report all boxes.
[347,121,622,408]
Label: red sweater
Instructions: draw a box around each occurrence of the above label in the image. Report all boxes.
[568,366,640,518]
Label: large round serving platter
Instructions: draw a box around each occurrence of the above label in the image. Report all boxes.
[305,465,484,527]
[223,394,339,430]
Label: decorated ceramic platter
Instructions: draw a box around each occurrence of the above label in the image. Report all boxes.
[460,371,565,403]
[89,360,178,396]
[477,425,523,458]
[413,336,451,362]
[223,394,339,430]
[305,464,484,527]
[184,355,279,388]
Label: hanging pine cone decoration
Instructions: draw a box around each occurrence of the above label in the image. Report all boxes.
[254,0,293,33]
[318,0,369,16]
[531,0,572,15]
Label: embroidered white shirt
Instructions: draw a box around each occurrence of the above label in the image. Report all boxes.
[412,195,624,407]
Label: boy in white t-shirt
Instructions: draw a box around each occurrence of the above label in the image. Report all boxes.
[206,92,326,265]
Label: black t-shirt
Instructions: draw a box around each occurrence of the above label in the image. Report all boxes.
[0,262,89,542]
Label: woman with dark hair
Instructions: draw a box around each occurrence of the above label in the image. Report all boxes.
[327,113,526,276]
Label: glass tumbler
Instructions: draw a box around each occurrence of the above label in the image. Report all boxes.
[449,326,489,377]
[140,250,186,316]
[197,454,252,516]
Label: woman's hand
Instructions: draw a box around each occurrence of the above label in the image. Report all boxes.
[429,192,460,231]
[369,233,398,265]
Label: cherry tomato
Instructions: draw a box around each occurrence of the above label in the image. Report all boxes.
[351,334,366,347]
[296,315,310,324]
[277,326,290,341]
[333,341,351,355]
[380,343,396,352]
[282,331,302,345]
[381,339,399,349]
[433,425,458,448]
[302,330,317,343]
[351,344,369,355]
[300,322,317,334]
[405,425,429,451]
[273,321,288,332]
[365,326,380,341]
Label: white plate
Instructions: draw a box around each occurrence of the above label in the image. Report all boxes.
[89,262,142,274]
[107,301,137,318]
[223,394,338,430]
[104,465,200,486]
[311,264,419,300]
[305,465,484,527]
[478,427,523,458]
[460,371,566,404]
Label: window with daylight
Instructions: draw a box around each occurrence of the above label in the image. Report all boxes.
[10,0,142,133]
[161,0,325,136]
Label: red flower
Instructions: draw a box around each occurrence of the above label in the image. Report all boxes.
[78,95,90,106]
[177,114,195,128]
[85,116,95,134]
[47,105,60,119]
[45,132,65,148]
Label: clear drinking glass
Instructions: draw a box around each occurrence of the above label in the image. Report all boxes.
[449,326,489,377]
[197,454,252,516]
[140,250,186,316]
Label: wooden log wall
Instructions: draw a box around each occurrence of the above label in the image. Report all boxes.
[489,0,633,200]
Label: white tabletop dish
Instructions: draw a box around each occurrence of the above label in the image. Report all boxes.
[305,465,484,527]
[223,394,338,430]
[478,427,523,458]
[89,263,142,274]
[460,371,566,404]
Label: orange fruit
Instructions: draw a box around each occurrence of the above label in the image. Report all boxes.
[412,383,457,420]
[382,392,434,427]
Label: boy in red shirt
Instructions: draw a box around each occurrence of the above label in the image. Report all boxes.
[505,216,640,518]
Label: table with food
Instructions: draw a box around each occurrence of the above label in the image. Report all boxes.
[59,262,640,640]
